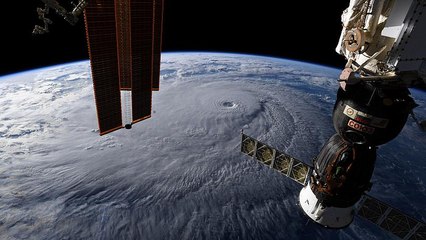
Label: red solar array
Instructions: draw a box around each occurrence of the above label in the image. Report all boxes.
[84,0,163,134]
[131,0,154,123]
[84,0,123,135]
[115,0,132,90]
[152,0,164,91]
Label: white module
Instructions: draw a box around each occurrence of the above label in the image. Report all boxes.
[299,183,355,228]
[336,0,426,86]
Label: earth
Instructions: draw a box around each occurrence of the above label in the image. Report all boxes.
[0,52,425,240]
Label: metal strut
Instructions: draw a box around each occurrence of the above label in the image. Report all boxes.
[33,5,52,34]
[33,0,89,35]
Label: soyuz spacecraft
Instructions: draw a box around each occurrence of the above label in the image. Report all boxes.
[33,0,425,239]
[242,0,426,239]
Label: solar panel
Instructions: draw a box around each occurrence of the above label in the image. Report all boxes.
[152,0,164,91]
[255,142,275,166]
[84,0,123,135]
[273,152,293,175]
[131,0,154,123]
[289,159,310,185]
[356,195,426,240]
[240,132,312,185]
[241,134,257,157]
[411,225,426,240]
[115,0,132,89]
[84,0,163,134]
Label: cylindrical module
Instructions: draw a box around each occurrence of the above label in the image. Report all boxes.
[300,134,376,228]
[333,83,415,145]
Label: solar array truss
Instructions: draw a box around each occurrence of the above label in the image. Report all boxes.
[240,132,312,185]
[356,195,426,240]
[84,0,164,135]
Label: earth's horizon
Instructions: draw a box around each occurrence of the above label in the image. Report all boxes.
[0,52,424,240]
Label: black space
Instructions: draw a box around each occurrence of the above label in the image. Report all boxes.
[2,1,349,76]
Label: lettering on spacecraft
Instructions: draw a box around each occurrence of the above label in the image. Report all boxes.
[347,119,375,134]
[343,105,390,134]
